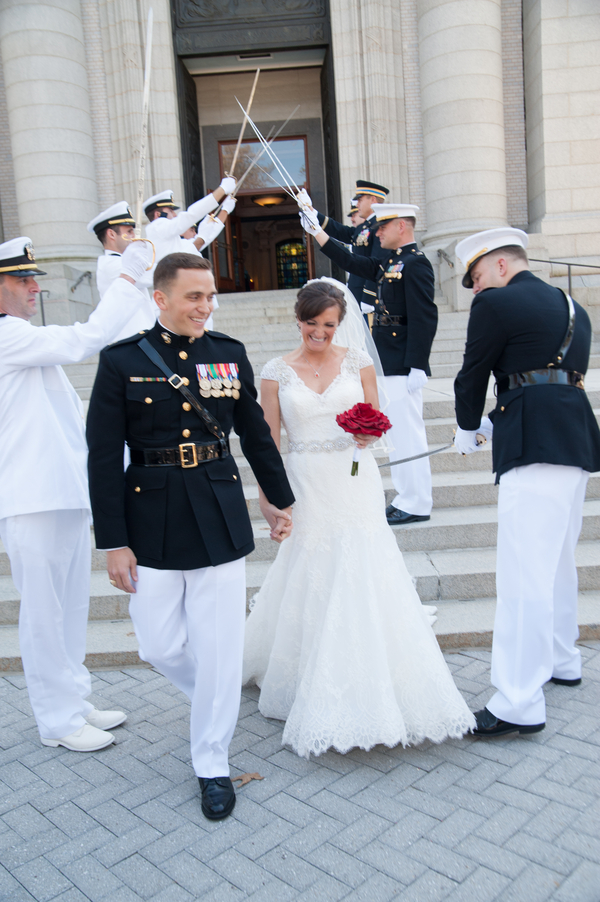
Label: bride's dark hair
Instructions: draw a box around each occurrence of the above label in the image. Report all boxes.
[295,281,347,323]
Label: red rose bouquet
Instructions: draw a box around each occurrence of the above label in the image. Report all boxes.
[336,403,392,475]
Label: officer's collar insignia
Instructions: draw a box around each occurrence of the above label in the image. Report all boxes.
[25,244,35,262]
[160,332,172,344]
[188,336,195,344]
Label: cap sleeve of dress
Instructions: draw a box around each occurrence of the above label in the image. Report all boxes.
[260,357,286,382]
[344,347,374,373]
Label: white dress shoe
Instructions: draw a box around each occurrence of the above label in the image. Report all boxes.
[40,723,114,751]
[85,707,127,731]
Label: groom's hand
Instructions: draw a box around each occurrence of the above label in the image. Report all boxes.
[259,499,293,543]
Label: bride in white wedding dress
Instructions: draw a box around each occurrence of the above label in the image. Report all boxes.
[243,279,475,758]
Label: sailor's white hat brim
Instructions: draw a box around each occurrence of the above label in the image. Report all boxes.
[372,203,420,223]
[87,202,134,234]
[456,227,529,287]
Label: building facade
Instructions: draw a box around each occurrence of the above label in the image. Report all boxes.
[0,0,598,321]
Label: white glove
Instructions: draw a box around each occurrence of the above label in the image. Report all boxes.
[220,176,237,195]
[407,368,428,394]
[478,416,493,442]
[454,426,481,455]
[299,209,321,237]
[296,188,313,210]
[119,240,154,281]
[196,214,225,247]
[361,302,375,314]
[221,195,236,214]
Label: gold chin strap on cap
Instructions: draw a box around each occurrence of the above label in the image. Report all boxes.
[0,263,40,273]
[122,235,156,270]
[465,247,489,270]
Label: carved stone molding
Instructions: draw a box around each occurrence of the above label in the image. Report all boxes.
[176,0,325,27]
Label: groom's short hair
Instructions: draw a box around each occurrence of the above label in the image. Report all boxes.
[154,253,212,293]
[295,282,347,323]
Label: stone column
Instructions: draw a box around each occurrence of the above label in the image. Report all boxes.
[329,0,408,208]
[0,0,99,263]
[417,0,508,247]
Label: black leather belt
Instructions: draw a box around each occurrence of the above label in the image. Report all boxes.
[373,314,407,326]
[130,440,229,469]
[496,369,585,394]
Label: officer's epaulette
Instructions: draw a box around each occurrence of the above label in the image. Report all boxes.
[205,329,245,346]
[106,329,149,349]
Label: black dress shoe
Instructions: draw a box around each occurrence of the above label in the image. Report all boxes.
[549,676,582,686]
[386,508,431,525]
[473,707,545,737]
[198,777,236,820]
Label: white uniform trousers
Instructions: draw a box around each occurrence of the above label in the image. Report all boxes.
[0,509,93,738]
[489,463,588,726]
[382,375,432,516]
[129,559,246,777]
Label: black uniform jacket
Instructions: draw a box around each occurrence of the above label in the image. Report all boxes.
[454,270,600,482]
[317,212,386,307]
[319,238,437,376]
[87,322,295,570]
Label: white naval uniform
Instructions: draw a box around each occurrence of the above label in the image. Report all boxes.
[488,463,589,726]
[0,279,147,738]
[96,250,158,340]
[384,376,432,516]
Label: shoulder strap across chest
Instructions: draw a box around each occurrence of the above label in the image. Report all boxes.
[548,291,576,368]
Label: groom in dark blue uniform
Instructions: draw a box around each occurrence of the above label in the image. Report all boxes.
[87,253,294,820]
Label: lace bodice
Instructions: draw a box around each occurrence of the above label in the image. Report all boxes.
[260,348,373,447]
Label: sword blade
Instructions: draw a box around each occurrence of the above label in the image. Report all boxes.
[228,68,260,178]
[235,98,299,196]
[135,7,154,238]
[378,443,454,468]
[234,105,300,194]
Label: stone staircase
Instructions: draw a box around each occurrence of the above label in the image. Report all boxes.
[1,288,599,669]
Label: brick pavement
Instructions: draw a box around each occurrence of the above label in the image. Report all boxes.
[0,643,599,902]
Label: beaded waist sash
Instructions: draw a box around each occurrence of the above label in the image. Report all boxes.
[288,437,354,453]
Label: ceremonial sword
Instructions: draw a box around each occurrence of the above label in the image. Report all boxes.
[379,435,486,468]
[128,7,155,267]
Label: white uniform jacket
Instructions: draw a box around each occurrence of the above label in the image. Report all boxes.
[0,279,147,520]
[96,250,158,341]
[144,193,219,274]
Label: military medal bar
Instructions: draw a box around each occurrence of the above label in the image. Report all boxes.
[196,363,241,399]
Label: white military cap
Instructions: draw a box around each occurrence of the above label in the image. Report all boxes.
[0,237,46,276]
[143,190,180,217]
[372,203,420,223]
[87,202,135,235]
[456,227,529,287]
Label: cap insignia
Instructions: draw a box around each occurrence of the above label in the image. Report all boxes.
[25,244,35,262]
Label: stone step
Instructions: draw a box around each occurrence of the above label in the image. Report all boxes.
[245,500,600,560]
[3,590,600,670]
[0,571,128,625]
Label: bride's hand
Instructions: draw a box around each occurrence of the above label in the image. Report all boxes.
[259,498,293,543]
[354,433,378,450]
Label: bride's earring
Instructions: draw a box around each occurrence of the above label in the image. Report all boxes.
[296,322,301,331]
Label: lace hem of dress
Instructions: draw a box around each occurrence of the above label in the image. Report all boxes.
[288,437,354,453]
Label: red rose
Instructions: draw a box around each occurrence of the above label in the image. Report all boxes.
[336,403,392,438]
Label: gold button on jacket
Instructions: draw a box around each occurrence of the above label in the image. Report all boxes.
[179,351,188,360]
[145,397,152,404]
[182,402,191,411]
[182,428,191,438]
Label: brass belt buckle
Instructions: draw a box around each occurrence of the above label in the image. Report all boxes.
[179,443,198,468]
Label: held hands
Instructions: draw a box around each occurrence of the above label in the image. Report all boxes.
[119,240,154,282]
[220,175,237,195]
[407,368,428,394]
[259,498,293,543]
[299,208,321,237]
[107,547,138,594]
[221,195,237,214]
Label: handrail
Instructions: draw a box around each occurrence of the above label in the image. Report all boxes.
[529,258,600,296]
